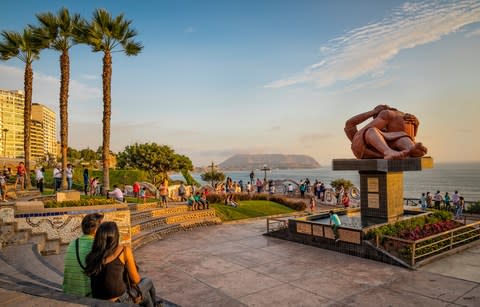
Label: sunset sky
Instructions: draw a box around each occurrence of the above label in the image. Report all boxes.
[1,0,479,166]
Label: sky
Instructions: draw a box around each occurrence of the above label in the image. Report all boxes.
[0,0,479,166]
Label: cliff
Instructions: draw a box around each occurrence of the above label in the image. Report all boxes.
[219,154,320,170]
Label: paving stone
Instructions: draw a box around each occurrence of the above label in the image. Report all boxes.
[454,285,480,307]
[239,283,330,306]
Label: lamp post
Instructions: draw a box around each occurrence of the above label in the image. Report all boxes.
[2,128,8,157]
[261,164,271,183]
[209,161,217,188]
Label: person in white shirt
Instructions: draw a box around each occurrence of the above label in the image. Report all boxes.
[66,164,74,190]
[53,164,62,192]
[35,167,44,193]
[108,185,124,202]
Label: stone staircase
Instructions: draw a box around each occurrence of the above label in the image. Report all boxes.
[130,202,221,250]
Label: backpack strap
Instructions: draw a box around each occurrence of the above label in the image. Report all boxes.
[75,238,87,271]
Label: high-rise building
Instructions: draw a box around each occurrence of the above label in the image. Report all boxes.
[0,90,25,158]
[31,120,44,160]
[32,103,57,157]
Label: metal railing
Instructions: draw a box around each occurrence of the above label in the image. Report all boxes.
[376,221,480,266]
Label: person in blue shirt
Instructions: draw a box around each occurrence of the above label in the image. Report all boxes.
[329,210,341,242]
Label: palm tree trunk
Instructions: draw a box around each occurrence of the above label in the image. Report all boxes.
[23,62,33,189]
[60,50,69,190]
[102,51,112,194]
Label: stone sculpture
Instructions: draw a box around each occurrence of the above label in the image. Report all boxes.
[344,105,427,160]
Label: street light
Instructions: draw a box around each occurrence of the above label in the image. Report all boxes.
[2,128,8,157]
[261,164,271,182]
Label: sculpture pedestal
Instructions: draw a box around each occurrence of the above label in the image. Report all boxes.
[333,157,433,221]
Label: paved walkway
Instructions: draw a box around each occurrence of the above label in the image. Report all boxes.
[134,219,480,307]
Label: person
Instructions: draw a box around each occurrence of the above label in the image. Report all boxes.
[342,192,350,208]
[84,222,157,306]
[0,170,8,202]
[337,185,345,206]
[108,185,124,202]
[287,183,294,196]
[256,178,263,193]
[329,210,341,242]
[433,190,442,210]
[420,192,427,211]
[344,105,428,160]
[269,184,275,194]
[455,196,465,220]
[177,182,187,201]
[452,191,460,211]
[63,213,104,297]
[299,183,306,198]
[83,167,89,195]
[139,187,147,203]
[53,163,62,192]
[249,171,254,185]
[66,164,74,190]
[14,161,25,191]
[187,194,196,210]
[200,191,209,209]
[159,181,168,208]
[426,192,433,208]
[246,181,252,194]
[35,166,44,193]
[224,194,238,207]
[444,192,451,211]
[309,197,316,213]
[133,182,140,199]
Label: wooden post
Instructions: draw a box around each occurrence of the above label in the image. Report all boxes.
[267,218,270,233]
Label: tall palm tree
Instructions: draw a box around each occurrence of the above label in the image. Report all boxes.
[81,9,142,194]
[0,28,46,189]
[35,8,84,190]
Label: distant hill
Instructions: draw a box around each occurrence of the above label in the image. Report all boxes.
[219,154,320,170]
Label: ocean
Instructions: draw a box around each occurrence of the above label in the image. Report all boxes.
[175,162,480,201]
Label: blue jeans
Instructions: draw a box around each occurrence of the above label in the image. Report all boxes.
[67,178,73,190]
[54,178,62,191]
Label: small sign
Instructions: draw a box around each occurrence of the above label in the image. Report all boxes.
[367,177,379,192]
[368,193,380,208]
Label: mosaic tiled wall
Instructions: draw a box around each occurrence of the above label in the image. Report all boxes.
[0,207,131,246]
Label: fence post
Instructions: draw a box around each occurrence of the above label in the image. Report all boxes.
[267,218,270,233]
[411,243,416,267]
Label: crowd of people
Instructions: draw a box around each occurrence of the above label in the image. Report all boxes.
[63,213,158,306]
[419,190,465,219]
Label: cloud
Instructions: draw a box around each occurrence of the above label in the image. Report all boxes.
[184,26,196,34]
[80,74,99,80]
[465,27,480,37]
[265,0,480,89]
[0,64,101,107]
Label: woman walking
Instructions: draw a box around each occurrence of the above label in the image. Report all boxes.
[84,222,157,306]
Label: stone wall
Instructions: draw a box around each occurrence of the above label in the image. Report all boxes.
[0,204,131,247]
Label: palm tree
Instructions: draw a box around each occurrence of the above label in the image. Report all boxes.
[0,28,46,189]
[81,9,142,194]
[35,8,84,190]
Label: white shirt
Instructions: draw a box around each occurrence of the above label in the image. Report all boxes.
[35,169,44,181]
[109,188,124,201]
[66,167,74,179]
[53,167,62,179]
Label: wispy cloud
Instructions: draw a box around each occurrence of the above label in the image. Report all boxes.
[184,26,196,34]
[265,0,480,89]
[0,64,101,107]
[80,74,99,80]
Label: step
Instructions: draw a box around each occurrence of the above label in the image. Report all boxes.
[130,206,190,224]
[165,209,217,224]
[128,201,187,211]
[132,224,182,250]
[180,216,222,229]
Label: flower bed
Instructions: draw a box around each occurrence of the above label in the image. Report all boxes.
[44,198,116,208]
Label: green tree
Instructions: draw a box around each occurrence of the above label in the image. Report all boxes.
[67,147,81,160]
[330,178,354,191]
[201,169,226,188]
[0,28,46,189]
[79,148,97,164]
[117,143,193,185]
[80,9,143,193]
[35,8,84,190]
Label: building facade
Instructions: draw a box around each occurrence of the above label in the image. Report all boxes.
[32,103,57,157]
[1,90,58,160]
[0,90,25,158]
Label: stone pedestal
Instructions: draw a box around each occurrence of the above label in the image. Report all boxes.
[56,191,81,202]
[333,157,433,221]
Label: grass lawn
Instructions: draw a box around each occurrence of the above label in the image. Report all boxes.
[211,200,295,221]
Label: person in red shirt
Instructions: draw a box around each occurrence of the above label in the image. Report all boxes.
[15,162,26,191]
[133,182,140,199]
[342,192,350,208]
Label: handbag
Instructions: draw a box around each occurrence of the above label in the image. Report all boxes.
[123,248,143,304]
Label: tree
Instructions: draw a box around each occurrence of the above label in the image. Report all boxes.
[79,148,97,164]
[330,178,354,191]
[80,9,143,193]
[201,168,226,188]
[0,28,46,189]
[35,8,84,190]
[67,147,81,160]
[117,143,193,185]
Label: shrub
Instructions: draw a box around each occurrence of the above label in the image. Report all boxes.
[467,202,480,214]
[44,198,116,208]
[330,178,354,191]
